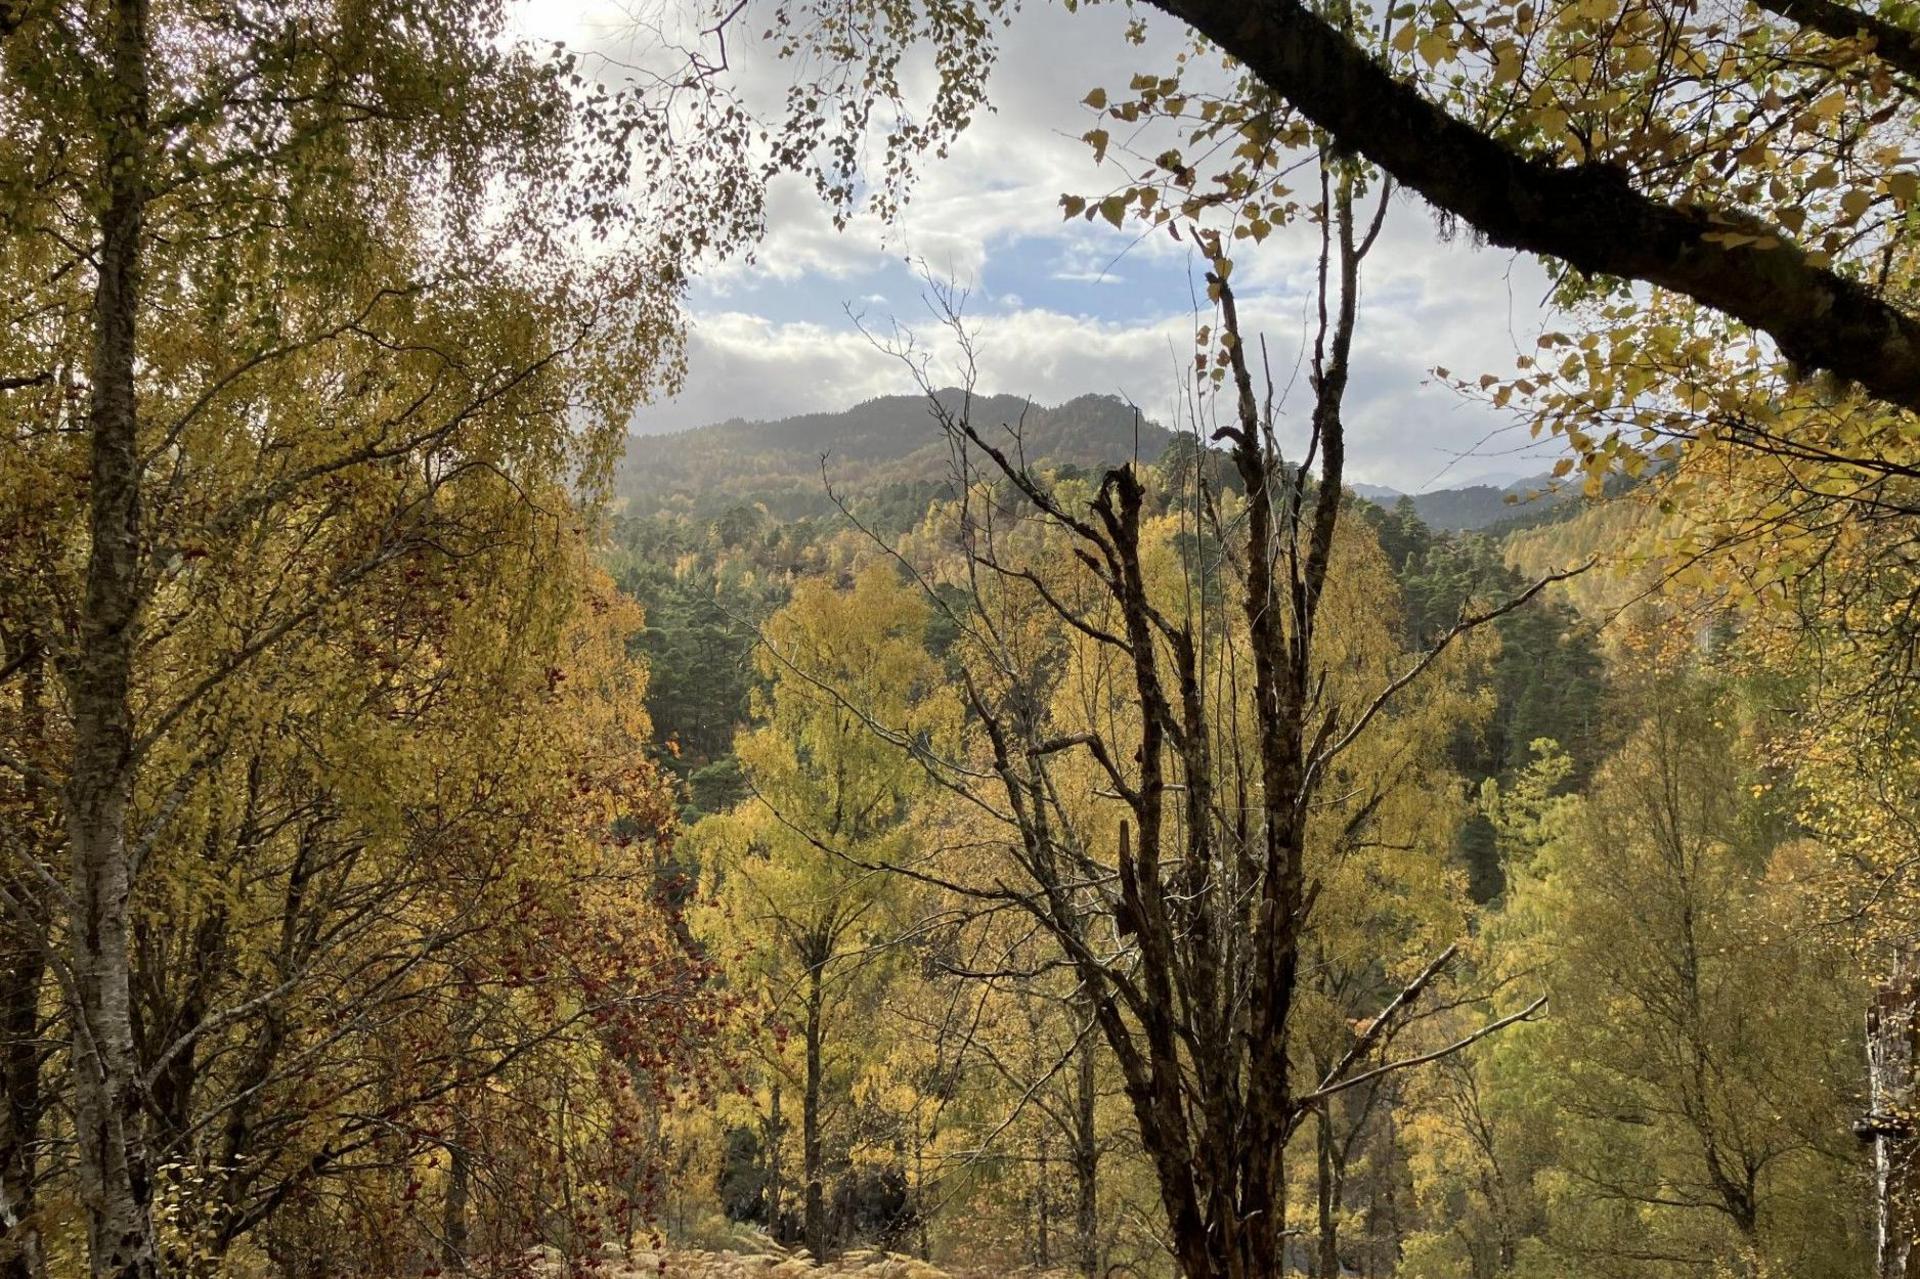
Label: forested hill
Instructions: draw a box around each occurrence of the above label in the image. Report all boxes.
[1352,476,1572,530]
[617,391,1174,519]
[609,391,1603,822]
[621,391,1573,530]
[609,415,1607,904]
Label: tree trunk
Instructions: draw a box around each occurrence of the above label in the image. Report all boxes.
[1375,1100,1403,1278]
[1035,1137,1051,1270]
[0,937,45,1279]
[1,639,49,1279]
[802,963,826,1260]
[442,1014,474,1272]
[1316,1101,1339,1279]
[442,1141,470,1272]
[913,1134,929,1262]
[67,0,156,1272]
[1074,1025,1099,1279]
[1867,946,1920,1279]
[767,1082,784,1238]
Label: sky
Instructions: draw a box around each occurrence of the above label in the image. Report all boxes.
[514,0,1566,492]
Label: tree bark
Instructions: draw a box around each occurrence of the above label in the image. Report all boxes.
[1074,1023,1099,1279]
[66,0,157,1271]
[442,1141,471,1272]
[1138,0,1920,413]
[1,637,49,1279]
[1035,1138,1051,1270]
[913,1133,930,1262]
[1316,1101,1340,1279]
[767,1081,785,1238]
[802,960,827,1260]
[0,900,46,1279]
[1751,0,1920,81]
[1867,946,1920,1279]
[442,1013,475,1274]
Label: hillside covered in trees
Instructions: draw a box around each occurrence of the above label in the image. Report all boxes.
[8,0,1920,1277]
[603,397,1863,1279]
[1350,479,1574,532]
[618,393,1175,520]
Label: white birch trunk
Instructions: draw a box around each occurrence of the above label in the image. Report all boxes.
[1867,947,1920,1279]
[66,0,158,1272]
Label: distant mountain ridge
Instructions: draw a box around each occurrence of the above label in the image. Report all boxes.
[616,391,1173,519]
[616,391,1571,532]
[1351,475,1571,532]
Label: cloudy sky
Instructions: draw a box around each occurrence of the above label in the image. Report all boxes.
[517,0,1565,491]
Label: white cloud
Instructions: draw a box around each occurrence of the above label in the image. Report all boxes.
[514,0,1568,491]
[632,238,1560,493]
[643,1,1204,287]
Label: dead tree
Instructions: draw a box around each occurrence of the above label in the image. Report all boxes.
[794,164,1557,1279]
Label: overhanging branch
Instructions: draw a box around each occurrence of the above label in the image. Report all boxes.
[1142,0,1920,412]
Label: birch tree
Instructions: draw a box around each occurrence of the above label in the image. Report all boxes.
[0,1,732,1271]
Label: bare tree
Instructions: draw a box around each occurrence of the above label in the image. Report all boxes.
[774,162,1559,1279]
